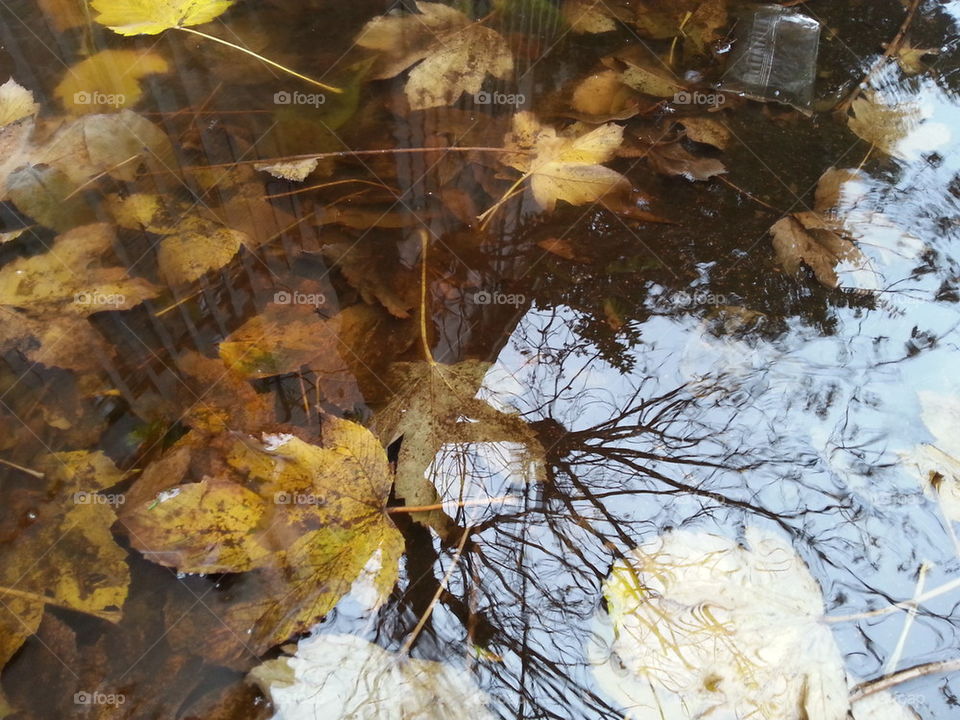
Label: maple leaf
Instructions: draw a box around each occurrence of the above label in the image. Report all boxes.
[90,0,235,35]
[484,111,628,221]
[356,1,513,110]
[847,93,921,158]
[121,416,403,652]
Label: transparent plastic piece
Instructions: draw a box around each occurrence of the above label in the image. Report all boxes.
[720,5,822,112]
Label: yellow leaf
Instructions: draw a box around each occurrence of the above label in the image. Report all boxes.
[847,93,920,158]
[498,111,628,211]
[91,0,235,35]
[356,1,513,110]
[562,0,617,33]
[55,49,169,115]
[0,78,38,127]
[895,40,939,75]
[156,218,246,285]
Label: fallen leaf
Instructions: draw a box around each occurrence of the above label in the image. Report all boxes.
[249,633,497,720]
[847,93,920,158]
[255,157,319,182]
[55,49,169,114]
[0,451,129,689]
[5,165,96,231]
[356,1,513,110]
[322,241,417,318]
[372,360,544,536]
[496,111,629,212]
[0,223,160,313]
[615,58,684,98]
[0,78,39,127]
[562,0,617,33]
[91,0,235,35]
[901,392,960,522]
[629,0,728,56]
[570,70,638,118]
[36,0,89,31]
[895,40,939,75]
[122,416,403,652]
[678,115,731,149]
[537,236,591,262]
[644,139,726,180]
[157,218,246,286]
[590,528,849,720]
[769,168,868,288]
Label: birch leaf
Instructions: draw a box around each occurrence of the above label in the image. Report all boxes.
[55,49,169,114]
[91,0,235,35]
[355,1,513,110]
[590,528,849,720]
[562,0,617,33]
[0,78,38,127]
[499,111,628,211]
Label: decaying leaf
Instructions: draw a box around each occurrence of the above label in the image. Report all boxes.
[122,416,403,652]
[678,115,731,149]
[249,633,497,720]
[644,139,726,180]
[0,223,160,312]
[372,360,545,537]
[356,1,513,110]
[157,218,246,286]
[615,58,685,98]
[255,157,319,182]
[769,168,868,288]
[847,93,921,158]
[895,40,939,75]
[901,392,960,522]
[0,451,129,691]
[562,0,617,33]
[496,111,629,212]
[55,49,169,114]
[91,0,234,35]
[590,528,849,720]
[322,241,417,319]
[570,70,640,120]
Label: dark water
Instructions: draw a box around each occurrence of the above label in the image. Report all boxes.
[1,0,960,718]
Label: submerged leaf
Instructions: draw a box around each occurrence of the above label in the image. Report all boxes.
[55,49,169,114]
[249,633,497,720]
[356,1,513,110]
[590,528,849,720]
[157,218,246,286]
[91,0,234,35]
[0,451,129,685]
[562,0,617,33]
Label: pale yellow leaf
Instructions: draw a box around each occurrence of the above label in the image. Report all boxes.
[55,49,169,114]
[91,0,235,35]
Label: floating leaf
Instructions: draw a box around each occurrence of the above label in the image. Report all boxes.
[356,1,513,110]
[91,0,234,35]
[255,157,319,182]
[895,40,939,75]
[590,528,849,720]
[249,633,497,720]
[901,392,960,522]
[0,451,129,688]
[495,111,629,213]
[372,360,544,536]
[768,168,869,288]
[55,49,169,114]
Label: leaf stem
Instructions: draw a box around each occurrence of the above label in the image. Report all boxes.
[175,27,343,94]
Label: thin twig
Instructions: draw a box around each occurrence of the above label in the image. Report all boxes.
[825,575,960,623]
[175,27,342,94]
[837,0,924,113]
[717,176,783,213]
[0,457,45,479]
[851,658,960,702]
[388,495,520,514]
[401,525,473,654]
